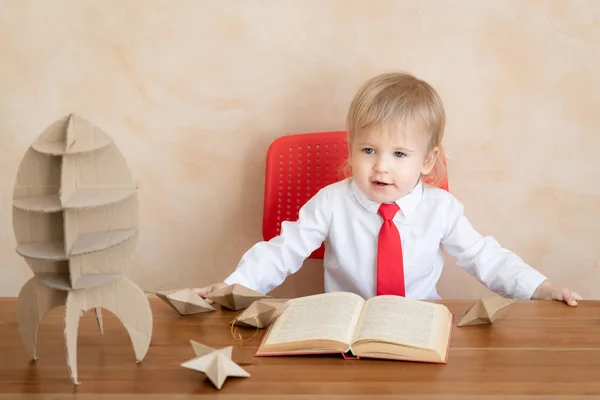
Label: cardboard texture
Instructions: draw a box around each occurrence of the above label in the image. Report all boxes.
[457,296,517,327]
[232,298,288,328]
[205,283,268,311]
[181,340,250,390]
[12,114,152,384]
[155,288,216,315]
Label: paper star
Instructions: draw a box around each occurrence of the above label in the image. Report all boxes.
[457,296,516,327]
[181,340,250,389]
[155,288,215,315]
[205,283,267,310]
[232,298,288,328]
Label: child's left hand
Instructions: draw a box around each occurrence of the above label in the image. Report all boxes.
[532,280,582,306]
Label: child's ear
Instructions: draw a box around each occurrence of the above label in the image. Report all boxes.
[421,146,439,175]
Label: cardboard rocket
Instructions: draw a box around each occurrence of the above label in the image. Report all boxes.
[12,114,153,384]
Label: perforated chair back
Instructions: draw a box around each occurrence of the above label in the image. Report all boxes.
[262,131,349,259]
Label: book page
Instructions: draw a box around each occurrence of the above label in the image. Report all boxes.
[352,296,440,349]
[263,292,364,346]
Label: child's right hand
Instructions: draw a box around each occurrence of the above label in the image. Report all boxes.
[193,282,228,303]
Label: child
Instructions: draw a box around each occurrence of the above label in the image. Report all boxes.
[196,72,581,306]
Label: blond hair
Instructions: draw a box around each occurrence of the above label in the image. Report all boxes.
[344,72,447,188]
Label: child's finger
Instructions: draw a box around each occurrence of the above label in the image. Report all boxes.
[562,288,578,307]
[193,287,211,297]
[573,291,583,300]
[193,288,215,303]
[192,287,205,295]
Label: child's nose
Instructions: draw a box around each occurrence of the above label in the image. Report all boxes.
[373,157,388,173]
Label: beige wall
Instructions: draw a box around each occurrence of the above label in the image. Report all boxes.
[1,0,599,299]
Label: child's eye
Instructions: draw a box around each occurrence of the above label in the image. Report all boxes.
[394,151,406,158]
[362,148,374,155]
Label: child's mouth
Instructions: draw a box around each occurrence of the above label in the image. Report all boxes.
[372,180,392,187]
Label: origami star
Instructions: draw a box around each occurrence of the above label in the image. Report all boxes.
[457,296,516,327]
[232,298,288,328]
[155,288,215,315]
[205,283,267,311]
[181,340,250,389]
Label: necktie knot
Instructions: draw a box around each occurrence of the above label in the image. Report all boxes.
[378,203,400,221]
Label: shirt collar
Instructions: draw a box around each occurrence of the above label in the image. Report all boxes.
[350,178,423,219]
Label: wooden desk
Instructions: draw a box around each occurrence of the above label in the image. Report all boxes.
[1,298,600,399]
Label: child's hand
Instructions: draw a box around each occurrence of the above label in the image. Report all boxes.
[532,280,582,306]
[193,282,228,303]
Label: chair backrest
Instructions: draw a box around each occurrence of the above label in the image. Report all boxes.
[262,131,448,259]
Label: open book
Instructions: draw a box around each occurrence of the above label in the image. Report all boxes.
[256,292,454,363]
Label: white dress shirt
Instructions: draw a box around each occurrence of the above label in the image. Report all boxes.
[224,178,548,300]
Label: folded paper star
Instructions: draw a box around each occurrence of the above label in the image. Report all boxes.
[457,296,516,327]
[181,340,250,389]
[232,298,288,328]
[155,288,215,315]
[205,283,267,311]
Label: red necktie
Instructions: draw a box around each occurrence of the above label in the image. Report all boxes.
[376,203,405,296]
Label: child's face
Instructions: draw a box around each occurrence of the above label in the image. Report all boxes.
[349,118,438,203]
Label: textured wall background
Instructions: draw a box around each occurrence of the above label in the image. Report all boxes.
[1,0,599,299]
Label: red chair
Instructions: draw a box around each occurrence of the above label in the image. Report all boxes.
[262,131,448,259]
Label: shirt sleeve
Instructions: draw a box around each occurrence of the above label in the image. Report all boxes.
[223,186,332,294]
[441,193,548,299]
